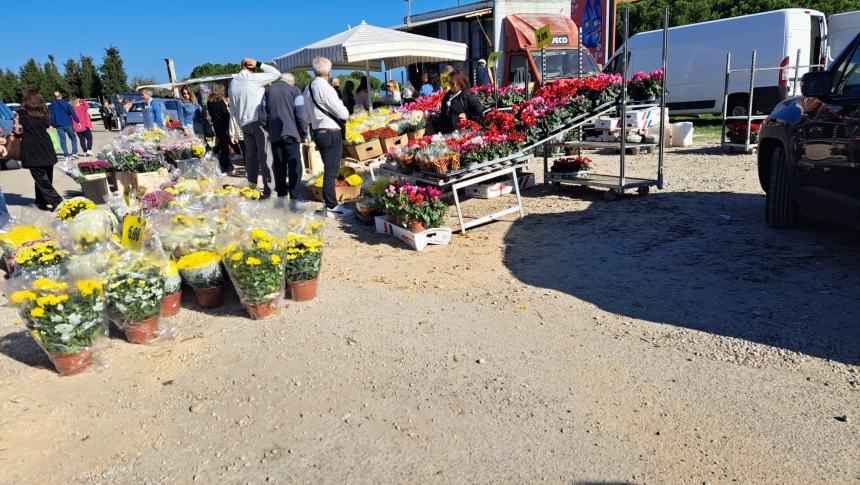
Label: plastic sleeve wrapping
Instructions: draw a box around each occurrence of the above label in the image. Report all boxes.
[4,269,109,376]
[103,248,173,344]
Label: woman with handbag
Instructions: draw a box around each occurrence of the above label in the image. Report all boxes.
[70,97,94,156]
[438,70,484,134]
[15,91,63,211]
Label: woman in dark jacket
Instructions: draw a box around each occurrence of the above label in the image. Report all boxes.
[16,91,62,211]
[439,69,484,134]
[206,85,235,175]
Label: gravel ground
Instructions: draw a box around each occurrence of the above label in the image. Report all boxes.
[0,127,857,484]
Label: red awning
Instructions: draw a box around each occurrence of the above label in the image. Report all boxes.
[503,14,581,52]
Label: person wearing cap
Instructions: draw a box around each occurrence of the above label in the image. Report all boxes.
[476,58,492,87]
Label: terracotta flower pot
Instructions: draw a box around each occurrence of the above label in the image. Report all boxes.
[47,348,93,376]
[193,285,224,308]
[289,279,318,302]
[123,316,160,344]
[246,299,277,320]
[161,290,182,317]
[408,220,425,233]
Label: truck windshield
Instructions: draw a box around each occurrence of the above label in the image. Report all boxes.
[530,49,600,80]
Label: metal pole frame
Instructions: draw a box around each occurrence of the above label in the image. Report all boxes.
[721,52,731,147]
[577,26,584,158]
[745,50,757,152]
[657,7,668,189]
[619,7,629,191]
[793,48,802,96]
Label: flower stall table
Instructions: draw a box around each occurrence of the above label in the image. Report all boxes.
[379,152,531,234]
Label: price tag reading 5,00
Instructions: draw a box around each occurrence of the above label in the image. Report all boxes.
[121,215,146,250]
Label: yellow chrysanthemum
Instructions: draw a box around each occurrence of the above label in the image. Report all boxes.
[177,251,221,272]
[0,225,48,249]
[33,279,68,292]
[271,254,281,265]
[10,290,37,305]
[76,279,103,297]
[30,307,45,318]
[231,251,244,261]
[245,257,261,266]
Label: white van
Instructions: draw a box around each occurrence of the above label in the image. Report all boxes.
[828,11,860,65]
[604,9,827,116]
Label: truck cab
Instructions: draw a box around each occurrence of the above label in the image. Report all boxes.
[503,14,601,85]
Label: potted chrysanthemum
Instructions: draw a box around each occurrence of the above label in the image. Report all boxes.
[176,250,225,308]
[56,196,97,222]
[104,257,165,344]
[13,240,68,279]
[9,277,107,375]
[161,260,183,316]
[284,233,323,301]
[220,228,286,319]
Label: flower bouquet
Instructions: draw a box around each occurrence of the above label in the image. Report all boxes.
[628,70,664,101]
[60,207,119,251]
[13,240,68,279]
[176,250,225,308]
[141,190,176,212]
[0,222,52,271]
[219,228,286,319]
[56,196,97,222]
[78,160,113,175]
[149,209,221,259]
[164,141,205,164]
[104,254,166,344]
[284,233,323,301]
[551,156,592,177]
[8,277,107,375]
[162,260,183,316]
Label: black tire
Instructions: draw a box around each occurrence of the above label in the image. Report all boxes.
[765,146,798,228]
[728,95,750,117]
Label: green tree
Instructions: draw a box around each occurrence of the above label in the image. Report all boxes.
[336,71,383,93]
[129,75,158,90]
[18,59,45,97]
[293,71,312,90]
[0,70,20,103]
[63,58,82,98]
[99,46,129,97]
[80,55,102,99]
[43,55,69,97]
[189,62,241,78]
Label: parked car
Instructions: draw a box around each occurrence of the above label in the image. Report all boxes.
[757,32,860,228]
[86,99,102,120]
[606,9,828,116]
[125,99,182,126]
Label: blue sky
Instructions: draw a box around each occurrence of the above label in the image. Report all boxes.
[4,0,459,81]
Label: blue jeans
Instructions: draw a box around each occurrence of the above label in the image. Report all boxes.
[56,125,78,156]
[0,184,10,227]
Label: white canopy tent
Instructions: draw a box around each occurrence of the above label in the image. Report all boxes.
[272,21,467,109]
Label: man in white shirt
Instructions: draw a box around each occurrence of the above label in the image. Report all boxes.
[303,57,352,217]
[229,58,281,198]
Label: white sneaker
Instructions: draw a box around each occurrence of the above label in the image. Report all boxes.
[64,156,71,163]
[71,154,80,159]
[325,204,354,218]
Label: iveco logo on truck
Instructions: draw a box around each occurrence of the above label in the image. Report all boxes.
[552,35,569,45]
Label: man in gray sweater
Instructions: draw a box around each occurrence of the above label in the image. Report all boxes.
[261,73,308,199]
[229,58,281,198]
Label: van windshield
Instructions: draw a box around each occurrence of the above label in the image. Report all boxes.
[530,49,600,80]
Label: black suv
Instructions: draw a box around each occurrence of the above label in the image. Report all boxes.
[758,32,860,228]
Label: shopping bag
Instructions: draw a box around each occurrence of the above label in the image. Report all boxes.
[48,127,61,153]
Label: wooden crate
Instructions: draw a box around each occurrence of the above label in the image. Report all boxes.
[381,134,409,154]
[79,174,109,204]
[344,139,384,161]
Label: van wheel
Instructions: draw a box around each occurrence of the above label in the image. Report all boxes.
[728,95,750,117]
[765,146,798,228]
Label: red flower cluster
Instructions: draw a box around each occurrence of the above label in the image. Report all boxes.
[484,109,516,134]
[403,91,446,114]
[457,119,481,132]
[533,76,615,101]
[361,127,399,141]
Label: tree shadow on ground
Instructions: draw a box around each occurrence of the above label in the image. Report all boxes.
[0,330,52,370]
[503,190,860,366]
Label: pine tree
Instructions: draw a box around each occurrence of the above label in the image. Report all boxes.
[64,58,82,98]
[99,46,129,97]
[18,58,45,97]
[80,55,102,99]
[0,70,20,103]
[44,55,69,98]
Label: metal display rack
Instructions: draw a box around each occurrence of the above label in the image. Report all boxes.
[720,49,824,154]
[542,8,669,201]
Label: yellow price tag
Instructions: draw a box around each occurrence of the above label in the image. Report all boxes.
[535,25,552,50]
[121,215,146,250]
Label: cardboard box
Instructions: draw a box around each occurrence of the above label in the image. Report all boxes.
[310,184,362,203]
[344,139,384,161]
[517,171,536,190]
[595,117,621,130]
[407,129,425,142]
[374,216,452,251]
[115,168,172,194]
[381,134,409,154]
[80,174,109,204]
[624,107,669,130]
[465,182,513,199]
